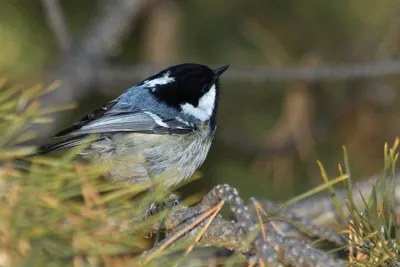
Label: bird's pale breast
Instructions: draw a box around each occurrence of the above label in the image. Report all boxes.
[82,125,213,188]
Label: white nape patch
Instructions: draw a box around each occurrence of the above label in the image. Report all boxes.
[181,84,216,121]
[143,72,175,88]
[144,111,168,127]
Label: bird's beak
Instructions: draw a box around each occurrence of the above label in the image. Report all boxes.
[214,65,230,78]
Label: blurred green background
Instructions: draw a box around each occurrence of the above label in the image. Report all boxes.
[1,0,400,201]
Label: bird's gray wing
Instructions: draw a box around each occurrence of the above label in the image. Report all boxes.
[63,110,196,136]
[36,106,195,155]
[55,101,196,138]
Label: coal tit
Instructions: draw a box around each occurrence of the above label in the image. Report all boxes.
[38,63,229,188]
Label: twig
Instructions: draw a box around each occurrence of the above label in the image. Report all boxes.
[41,0,71,51]
[279,173,400,222]
[253,200,268,241]
[265,227,344,266]
[253,199,284,236]
[251,198,348,246]
[183,201,224,256]
[199,184,284,265]
[138,171,400,265]
[139,184,351,266]
[142,201,224,265]
[97,59,400,86]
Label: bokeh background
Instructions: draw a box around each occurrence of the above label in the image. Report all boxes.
[1,0,400,201]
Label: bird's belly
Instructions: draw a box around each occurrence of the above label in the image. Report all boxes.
[84,131,213,187]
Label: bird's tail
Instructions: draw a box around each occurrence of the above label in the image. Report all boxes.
[7,135,94,173]
[35,135,90,155]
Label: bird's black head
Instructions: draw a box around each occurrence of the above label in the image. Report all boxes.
[142,63,229,125]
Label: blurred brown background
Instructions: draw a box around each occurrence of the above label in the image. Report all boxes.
[1,0,400,201]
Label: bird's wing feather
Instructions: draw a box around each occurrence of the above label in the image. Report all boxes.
[67,111,194,135]
[54,100,119,137]
[37,106,195,155]
[36,135,95,155]
[55,103,196,138]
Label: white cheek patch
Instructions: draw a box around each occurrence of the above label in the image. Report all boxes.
[143,72,175,88]
[181,84,216,121]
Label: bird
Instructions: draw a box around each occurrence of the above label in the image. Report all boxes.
[37,63,229,189]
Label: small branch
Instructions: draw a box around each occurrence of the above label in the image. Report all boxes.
[249,198,348,246]
[96,59,400,87]
[142,201,224,265]
[41,0,71,51]
[281,173,400,223]
[264,228,343,266]
[141,184,345,266]
[183,201,224,256]
[141,173,400,265]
